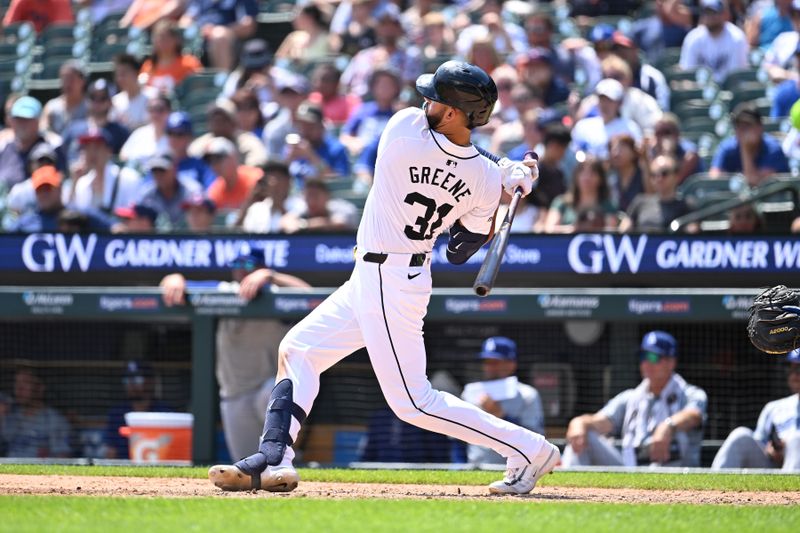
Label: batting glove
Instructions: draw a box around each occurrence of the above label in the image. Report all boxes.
[497,158,535,196]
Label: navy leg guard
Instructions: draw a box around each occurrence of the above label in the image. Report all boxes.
[257,378,307,465]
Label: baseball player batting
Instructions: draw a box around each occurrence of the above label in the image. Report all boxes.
[208,60,559,495]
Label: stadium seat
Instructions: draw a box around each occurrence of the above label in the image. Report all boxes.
[722,68,759,91]
[38,23,76,44]
[674,99,711,123]
[678,173,748,204]
[670,86,705,109]
[728,82,767,110]
[654,47,682,72]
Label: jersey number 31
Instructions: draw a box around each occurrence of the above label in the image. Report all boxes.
[403,192,453,241]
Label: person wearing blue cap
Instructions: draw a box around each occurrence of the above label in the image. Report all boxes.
[166,111,217,190]
[712,350,800,472]
[0,95,66,190]
[159,248,309,461]
[563,330,708,467]
[460,337,544,465]
[135,149,202,226]
[679,0,748,84]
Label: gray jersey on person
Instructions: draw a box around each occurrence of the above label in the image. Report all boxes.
[462,382,544,465]
[0,406,71,458]
[601,373,707,466]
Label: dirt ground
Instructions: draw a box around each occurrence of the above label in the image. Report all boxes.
[1,474,798,505]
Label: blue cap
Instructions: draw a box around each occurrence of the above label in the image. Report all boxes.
[479,336,517,361]
[124,360,154,379]
[166,111,193,135]
[640,330,678,360]
[11,96,42,119]
[590,23,616,43]
[229,248,265,271]
[788,349,800,363]
[701,0,724,12]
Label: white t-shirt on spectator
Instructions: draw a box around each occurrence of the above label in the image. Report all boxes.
[570,115,643,159]
[242,196,304,233]
[679,22,749,83]
[111,87,157,130]
[72,163,142,212]
[763,30,800,70]
[455,23,527,58]
[120,124,169,168]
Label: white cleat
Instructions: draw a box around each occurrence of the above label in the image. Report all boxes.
[488,442,560,495]
[208,464,299,492]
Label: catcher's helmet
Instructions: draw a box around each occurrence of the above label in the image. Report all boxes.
[416,60,498,129]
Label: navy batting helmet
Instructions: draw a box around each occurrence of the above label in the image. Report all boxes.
[416,60,498,129]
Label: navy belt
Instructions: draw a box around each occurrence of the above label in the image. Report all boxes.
[362,252,427,267]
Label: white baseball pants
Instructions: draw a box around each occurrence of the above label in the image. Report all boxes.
[276,251,546,468]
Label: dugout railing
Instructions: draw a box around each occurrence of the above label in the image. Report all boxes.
[0,286,778,465]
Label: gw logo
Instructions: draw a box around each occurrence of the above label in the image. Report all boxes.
[22,234,97,272]
[567,234,648,274]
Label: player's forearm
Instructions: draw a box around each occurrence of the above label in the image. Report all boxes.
[269,271,311,289]
[667,408,702,431]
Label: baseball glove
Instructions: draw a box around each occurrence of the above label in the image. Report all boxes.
[747,285,800,354]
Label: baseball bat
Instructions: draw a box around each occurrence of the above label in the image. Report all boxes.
[473,152,537,297]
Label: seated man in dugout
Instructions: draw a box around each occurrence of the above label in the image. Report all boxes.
[562,331,707,467]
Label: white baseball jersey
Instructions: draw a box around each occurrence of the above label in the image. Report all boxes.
[753,393,800,444]
[357,107,502,254]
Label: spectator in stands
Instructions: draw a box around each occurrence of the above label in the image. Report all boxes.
[408,12,455,61]
[611,32,671,111]
[466,36,503,77]
[746,0,793,49]
[0,367,71,458]
[240,161,301,232]
[563,331,707,468]
[770,44,800,118]
[41,60,88,138]
[182,193,216,232]
[646,113,703,184]
[454,0,526,59]
[61,79,130,164]
[532,123,571,209]
[571,79,642,159]
[632,0,694,63]
[506,108,556,162]
[78,0,129,26]
[496,188,545,233]
[113,203,158,233]
[68,128,141,215]
[2,0,73,33]
[140,19,202,94]
[341,3,421,99]
[332,0,377,56]
[710,102,790,186]
[262,74,310,159]
[56,209,93,233]
[136,150,202,226]
[7,166,109,232]
[180,0,258,72]
[0,94,19,143]
[284,102,351,182]
[340,68,401,156]
[727,202,764,233]
[275,2,333,64]
[119,0,182,29]
[353,135,381,190]
[460,337,544,465]
[402,0,434,43]
[484,65,520,129]
[762,1,800,83]
[308,63,361,127]
[119,94,172,169]
[608,134,646,212]
[489,84,542,156]
[231,88,266,139]
[594,55,663,135]
[679,0,749,84]
[188,99,268,168]
[221,39,276,104]
[544,159,619,234]
[112,54,157,130]
[570,0,638,17]
[3,142,63,221]
[0,96,64,190]
[280,178,358,233]
[516,48,570,107]
[523,9,574,84]
[103,361,171,459]
[360,406,453,463]
[204,137,263,211]
[711,349,800,472]
[622,155,692,233]
[159,251,310,460]
[165,111,215,190]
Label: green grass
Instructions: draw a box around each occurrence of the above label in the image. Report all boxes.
[1,496,798,533]
[1,464,799,492]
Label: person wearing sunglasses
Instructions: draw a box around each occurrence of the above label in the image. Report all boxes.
[159,249,309,461]
[621,154,693,233]
[712,349,800,471]
[563,330,707,467]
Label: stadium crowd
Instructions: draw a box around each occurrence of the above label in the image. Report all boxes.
[0,0,799,235]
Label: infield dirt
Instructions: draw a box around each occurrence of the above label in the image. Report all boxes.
[0,474,798,505]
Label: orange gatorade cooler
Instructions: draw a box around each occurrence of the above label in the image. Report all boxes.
[119,412,194,463]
